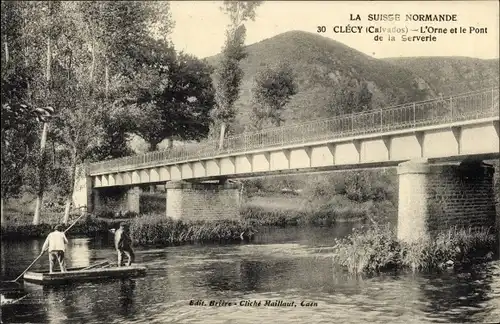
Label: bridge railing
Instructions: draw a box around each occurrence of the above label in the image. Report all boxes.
[90,87,499,174]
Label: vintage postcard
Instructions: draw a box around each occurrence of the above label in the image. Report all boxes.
[1,1,499,323]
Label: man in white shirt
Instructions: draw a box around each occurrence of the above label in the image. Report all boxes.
[42,224,68,273]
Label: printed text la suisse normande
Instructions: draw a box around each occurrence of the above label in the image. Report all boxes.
[361,14,458,22]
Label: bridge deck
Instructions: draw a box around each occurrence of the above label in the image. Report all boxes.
[89,87,499,178]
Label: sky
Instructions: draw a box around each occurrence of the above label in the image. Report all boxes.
[169,0,499,59]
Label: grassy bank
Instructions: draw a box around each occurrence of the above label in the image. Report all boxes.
[240,169,398,226]
[129,214,254,245]
[332,224,496,274]
[1,190,396,242]
[240,194,397,226]
[0,213,255,246]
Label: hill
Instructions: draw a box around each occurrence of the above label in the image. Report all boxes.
[132,31,499,152]
[205,30,436,132]
[383,57,499,95]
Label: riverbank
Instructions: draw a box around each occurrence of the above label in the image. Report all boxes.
[0,190,393,245]
[0,213,256,245]
[0,213,109,240]
[240,193,396,226]
[332,224,497,274]
[1,202,497,274]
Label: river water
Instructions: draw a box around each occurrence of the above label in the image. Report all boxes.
[1,225,500,324]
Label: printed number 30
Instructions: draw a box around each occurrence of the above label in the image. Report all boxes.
[317,26,326,33]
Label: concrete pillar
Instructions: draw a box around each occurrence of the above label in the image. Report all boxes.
[127,186,141,213]
[397,159,497,243]
[397,159,431,242]
[165,181,241,221]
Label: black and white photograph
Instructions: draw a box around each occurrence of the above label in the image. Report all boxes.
[1,1,499,323]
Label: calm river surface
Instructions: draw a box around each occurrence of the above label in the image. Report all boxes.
[1,225,500,324]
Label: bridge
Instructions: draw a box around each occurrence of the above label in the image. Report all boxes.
[74,87,500,242]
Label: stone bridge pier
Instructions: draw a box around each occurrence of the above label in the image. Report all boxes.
[74,158,497,242]
[165,181,241,221]
[74,175,242,220]
[89,186,142,215]
[397,159,497,243]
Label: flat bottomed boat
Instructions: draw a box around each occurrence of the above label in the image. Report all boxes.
[23,263,146,285]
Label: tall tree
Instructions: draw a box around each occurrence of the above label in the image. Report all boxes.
[50,2,113,223]
[1,1,24,66]
[357,81,373,111]
[251,63,297,129]
[132,44,216,151]
[51,93,106,223]
[1,75,38,226]
[144,2,175,42]
[1,1,186,224]
[1,1,37,225]
[32,1,55,225]
[211,1,262,145]
[77,1,176,154]
[6,1,64,225]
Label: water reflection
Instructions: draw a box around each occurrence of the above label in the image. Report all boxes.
[1,228,500,324]
[1,241,5,275]
[119,279,136,316]
[31,239,41,254]
[28,279,139,323]
[69,239,91,268]
[419,264,497,323]
[44,287,72,322]
[199,259,245,293]
[252,224,358,246]
[240,260,264,292]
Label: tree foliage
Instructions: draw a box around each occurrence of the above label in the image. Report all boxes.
[1,101,38,201]
[1,1,216,222]
[131,44,216,151]
[211,1,263,137]
[220,1,262,24]
[251,63,297,128]
[1,1,39,201]
[329,78,373,115]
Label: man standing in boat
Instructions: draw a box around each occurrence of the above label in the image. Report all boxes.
[42,224,68,273]
[114,223,135,267]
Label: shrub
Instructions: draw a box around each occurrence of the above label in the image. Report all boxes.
[400,226,496,271]
[332,224,496,274]
[95,210,116,219]
[302,174,338,202]
[305,195,369,225]
[240,204,304,226]
[140,194,166,214]
[332,224,400,274]
[95,210,139,219]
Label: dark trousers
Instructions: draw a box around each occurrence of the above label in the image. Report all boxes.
[117,248,135,266]
[49,250,66,273]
